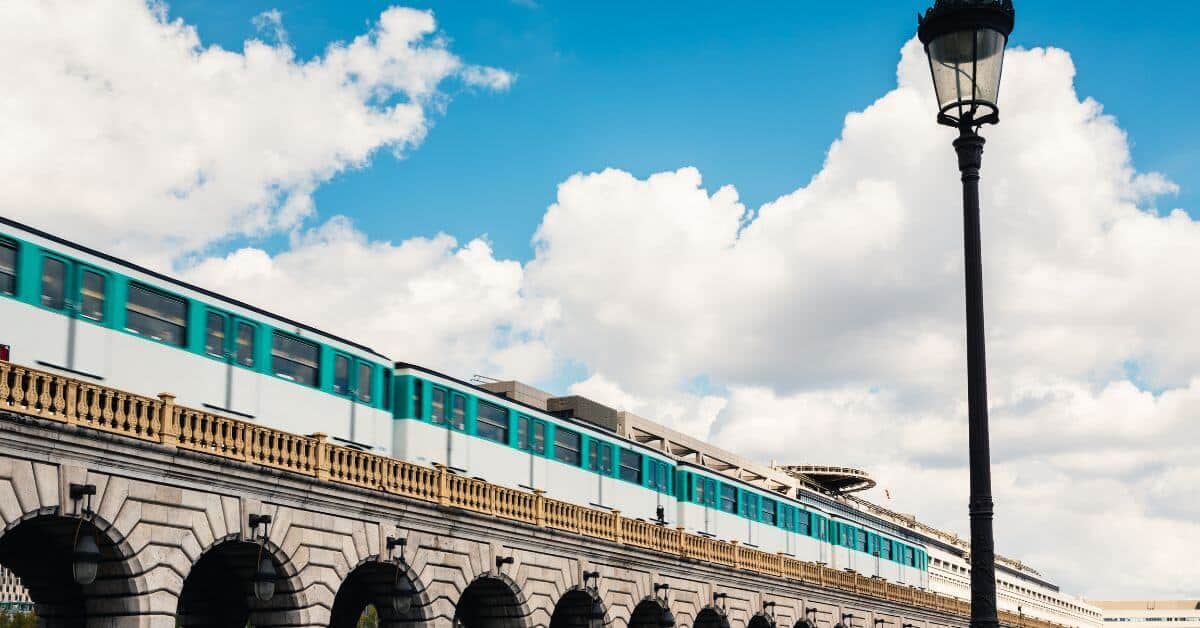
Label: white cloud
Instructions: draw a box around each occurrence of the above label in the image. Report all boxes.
[6,1,1193,599]
[521,41,1199,597]
[184,216,553,381]
[0,0,511,267]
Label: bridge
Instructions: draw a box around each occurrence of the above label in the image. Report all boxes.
[0,362,1048,627]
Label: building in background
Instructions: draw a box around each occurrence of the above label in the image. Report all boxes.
[0,566,31,613]
[1092,600,1200,626]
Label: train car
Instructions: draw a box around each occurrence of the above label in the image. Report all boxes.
[675,462,929,587]
[0,217,393,453]
[392,364,676,524]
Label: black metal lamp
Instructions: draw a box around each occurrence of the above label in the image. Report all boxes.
[69,483,99,586]
[583,571,604,620]
[388,537,415,615]
[916,4,1014,628]
[249,514,277,602]
[654,584,675,628]
[918,0,1015,129]
[72,533,100,586]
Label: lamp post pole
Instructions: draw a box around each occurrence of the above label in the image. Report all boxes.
[957,122,998,628]
[916,3,1015,628]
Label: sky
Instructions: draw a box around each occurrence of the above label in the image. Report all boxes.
[1,0,1198,601]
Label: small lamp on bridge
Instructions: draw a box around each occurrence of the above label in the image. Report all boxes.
[72,533,100,586]
[388,536,416,615]
[249,514,278,602]
[69,483,100,586]
[654,584,676,628]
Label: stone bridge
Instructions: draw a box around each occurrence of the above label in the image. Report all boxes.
[0,362,1040,627]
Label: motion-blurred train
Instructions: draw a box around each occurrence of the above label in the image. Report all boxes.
[0,216,929,586]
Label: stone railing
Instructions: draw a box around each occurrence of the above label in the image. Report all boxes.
[0,361,1053,628]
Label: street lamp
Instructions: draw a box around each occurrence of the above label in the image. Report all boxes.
[916,3,1015,628]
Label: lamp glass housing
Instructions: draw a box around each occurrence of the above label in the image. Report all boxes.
[927,27,1007,123]
[660,607,676,628]
[253,557,277,602]
[918,1,1014,127]
[393,575,415,615]
[72,533,100,585]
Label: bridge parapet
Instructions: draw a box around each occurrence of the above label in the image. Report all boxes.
[0,361,1052,628]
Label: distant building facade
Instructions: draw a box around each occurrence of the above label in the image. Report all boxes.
[1093,600,1200,627]
[0,566,31,613]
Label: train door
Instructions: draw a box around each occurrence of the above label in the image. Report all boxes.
[203,312,259,419]
[36,255,111,379]
[447,390,469,471]
[226,319,260,418]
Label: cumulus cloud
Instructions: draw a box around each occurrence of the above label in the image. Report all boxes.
[184,217,554,381]
[522,41,1198,597]
[0,0,511,267]
[5,1,1192,599]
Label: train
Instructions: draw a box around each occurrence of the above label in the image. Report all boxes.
[0,216,929,587]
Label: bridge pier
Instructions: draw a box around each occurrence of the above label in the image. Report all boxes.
[0,405,971,628]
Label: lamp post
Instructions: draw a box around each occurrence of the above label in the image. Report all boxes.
[916,3,1015,628]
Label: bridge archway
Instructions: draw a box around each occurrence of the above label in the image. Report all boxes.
[695,606,731,628]
[750,612,777,628]
[454,573,529,628]
[330,558,426,628]
[794,619,815,628]
[176,537,294,627]
[0,512,142,626]
[629,598,673,628]
[549,586,606,628]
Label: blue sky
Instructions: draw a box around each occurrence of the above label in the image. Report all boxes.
[8,1,1199,596]
[168,0,1199,262]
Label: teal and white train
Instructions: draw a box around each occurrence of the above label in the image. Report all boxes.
[0,216,929,588]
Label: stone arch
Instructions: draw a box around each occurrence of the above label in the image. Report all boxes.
[0,508,146,626]
[750,612,777,628]
[549,585,605,628]
[629,597,673,628]
[176,533,301,627]
[454,572,530,628]
[329,556,430,628]
[695,606,732,628]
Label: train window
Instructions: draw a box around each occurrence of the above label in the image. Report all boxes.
[430,387,446,424]
[694,476,706,504]
[879,540,892,560]
[797,511,810,536]
[762,499,777,525]
[381,371,391,410]
[0,241,15,295]
[905,547,915,566]
[532,420,546,454]
[80,270,105,321]
[357,363,372,403]
[40,257,65,310]
[719,484,737,513]
[857,530,868,552]
[235,322,255,367]
[740,492,758,519]
[333,355,350,395]
[205,313,226,357]
[450,394,466,429]
[553,428,581,465]
[517,416,529,450]
[645,460,669,492]
[587,439,598,470]
[598,442,612,474]
[477,401,509,444]
[618,449,641,483]
[127,284,188,346]
[270,332,319,386]
[411,380,423,419]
